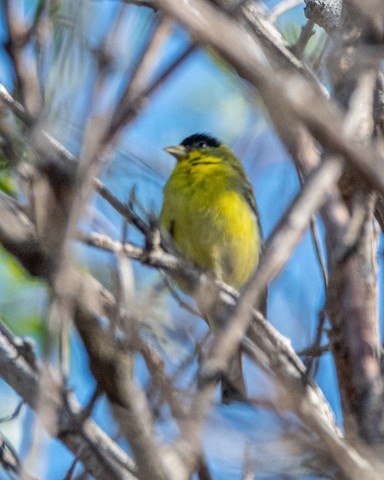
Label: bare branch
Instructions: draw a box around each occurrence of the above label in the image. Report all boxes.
[0,322,137,480]
[4,0,42,116]
[304,0,342,33]
[172,156,382,479]
[154,0,384,196]
[321,2,384,445]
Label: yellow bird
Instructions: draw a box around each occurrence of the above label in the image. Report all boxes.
[160,133,262,402]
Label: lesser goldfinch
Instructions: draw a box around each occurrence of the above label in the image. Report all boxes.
[160,133,262,402]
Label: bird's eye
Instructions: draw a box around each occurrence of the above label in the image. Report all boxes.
[198,141,207,148]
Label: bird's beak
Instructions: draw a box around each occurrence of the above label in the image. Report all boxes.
[164,145,188,160]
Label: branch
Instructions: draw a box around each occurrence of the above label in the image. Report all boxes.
[241,1,322,88]
[170,156,383,479]
[322,6,383,443]
[0,153,380,478]
[154,0,384,196]
[4,0,42,117]
[0,322,136,480]
[304,0,342,33]
[0,190,180,479]
[76,157,383,478]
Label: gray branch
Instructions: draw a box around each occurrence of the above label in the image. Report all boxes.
[0,322,136,480]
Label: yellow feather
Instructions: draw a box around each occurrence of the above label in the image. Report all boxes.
[160,136,261,290]
[159,134,262,403]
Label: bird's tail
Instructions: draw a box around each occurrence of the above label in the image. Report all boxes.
[195,278,261,404]
[221,349,246,404]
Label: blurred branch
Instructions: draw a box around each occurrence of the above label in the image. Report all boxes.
[0,82,77,183]
[324,1,383,442]
[138,340,187,420]
[111,385,171,480]
[297,342,330,357]
[304,0,384,447]
[106,17,172,140]
[123,0,157,9]
[95,179,150,235]
[341,0,384,38]
[291,19,316,60]
[295,166,328,289]
[0,74,197,477]
[326,193,381,441]
[77,156,382,478]
[4,0,42,116]
[0,399,24,423]
[0,157,368,479]
[0,82,150,238]
[173,155,383,480]
[154,0,384,453]
[241,1,322,89]
[304,0,342,33]
[1,1,384,477]
[0,321,137,480]
[154,0,384,196]
[0,433,25,480]
[76,230,197,277]
[7,182,207,477]
[105,41,196,142]
[304,310,328,376]
[0,190,174,479]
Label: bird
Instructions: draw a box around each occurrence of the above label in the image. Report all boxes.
[160,133,263,403]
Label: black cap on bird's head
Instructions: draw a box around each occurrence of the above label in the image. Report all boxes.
[181,133,221,149]
[164,133,222,159]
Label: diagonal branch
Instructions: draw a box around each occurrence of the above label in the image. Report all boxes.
[154,0,384,196]
[0,323,137,480]
[171,156,383,479]
[0,152,380,478]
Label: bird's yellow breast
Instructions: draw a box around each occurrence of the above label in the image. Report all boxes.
[160,155,260,289]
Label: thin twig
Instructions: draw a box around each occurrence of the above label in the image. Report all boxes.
[162,274,201,317]
[0,399,24,423]
[291,19,316,60]
[4,0,42,117]
[96,180,150,235]
[0,320,137,480]
[155,0,384,196]
[138,340,187,420]
[107,17,172,137]
[294,164,328,290]
[304,309,328,378]
[298,341,330,358]
[105,43,196,142]
[124,0,157,9]
[160,145,379,477]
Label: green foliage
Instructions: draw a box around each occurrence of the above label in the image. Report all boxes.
[0,247,47,341]
[0,153,16,196]
[0,174,15,196]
